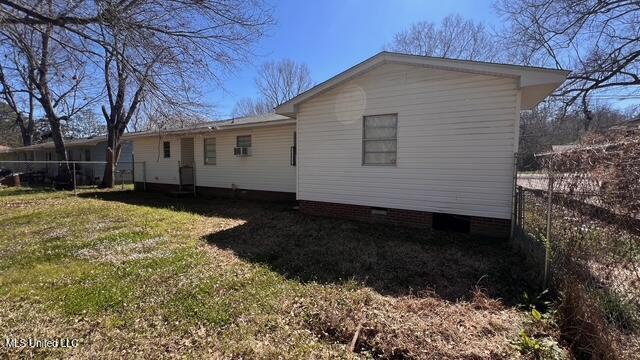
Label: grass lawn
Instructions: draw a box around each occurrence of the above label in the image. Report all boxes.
[0,187,550,359]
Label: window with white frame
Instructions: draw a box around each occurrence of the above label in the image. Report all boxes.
[362,114,397,165]
[204,138,216,165]
[236,135,251,148]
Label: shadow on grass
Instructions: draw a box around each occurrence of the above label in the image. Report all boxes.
[81,189,532,304]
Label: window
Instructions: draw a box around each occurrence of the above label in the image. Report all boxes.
[236,135,251,148]
[204,138,216,165]
[362,114,397,165]
[163,141,171,158]
[85,149,91,161]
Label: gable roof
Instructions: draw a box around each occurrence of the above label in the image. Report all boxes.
[8,135,130,152]
[275,51,570,116]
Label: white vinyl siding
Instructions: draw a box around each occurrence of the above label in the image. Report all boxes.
[195,126,294,192]
[204,138,216,165]
[133,124,296,193]
[296,63,519,219]
[133,138,181,184]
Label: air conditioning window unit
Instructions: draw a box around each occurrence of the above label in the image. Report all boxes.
[234,147,251,156]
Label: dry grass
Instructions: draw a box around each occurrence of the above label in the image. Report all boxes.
[0,187,558,359]
[522,191,640,359]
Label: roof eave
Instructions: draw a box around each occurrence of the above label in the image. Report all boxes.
[275,51,570,115]
[123,118,297,140]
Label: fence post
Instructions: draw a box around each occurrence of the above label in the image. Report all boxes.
[72,162,77,195]
[543,173,554,288]
[519,186,525,231]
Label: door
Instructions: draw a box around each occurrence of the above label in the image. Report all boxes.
[179,138,194,185]
[180,138,194,167]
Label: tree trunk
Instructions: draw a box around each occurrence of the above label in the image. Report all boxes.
[49,118,71,183]
[100,126,122,188]
[581,97,593,132]
[17,115,33,146]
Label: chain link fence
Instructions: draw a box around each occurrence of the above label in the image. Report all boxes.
[514,132,640,359]
[0,160,145,190]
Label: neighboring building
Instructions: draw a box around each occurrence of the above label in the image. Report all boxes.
[2,136,133,185]
[128,52,569,238]
[0,145,11,160]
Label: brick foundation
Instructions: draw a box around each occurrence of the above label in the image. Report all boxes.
[299,200,511,239]
[299,200,432,228]
[134,182,179,193]
[470,216,511,239]
[133,183,510,239]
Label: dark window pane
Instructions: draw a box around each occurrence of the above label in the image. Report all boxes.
[163,142,171,158]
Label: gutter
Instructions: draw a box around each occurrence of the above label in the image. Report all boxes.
[122,119,297,140]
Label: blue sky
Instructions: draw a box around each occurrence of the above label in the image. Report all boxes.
[207,0,501,118]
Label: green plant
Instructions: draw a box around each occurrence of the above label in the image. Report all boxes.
[512,330,564,360]
[596,290,639,331]
[521,290,555,321]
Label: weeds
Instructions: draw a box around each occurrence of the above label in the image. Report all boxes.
[512,330,564,360]
[0,187,562,358]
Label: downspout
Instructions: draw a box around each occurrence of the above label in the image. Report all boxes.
[510,89,522,241]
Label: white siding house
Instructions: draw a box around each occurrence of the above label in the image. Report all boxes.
[128,115,297,198]
[290,63,518,219]
[129,52,568,238]
[275,52,568,237]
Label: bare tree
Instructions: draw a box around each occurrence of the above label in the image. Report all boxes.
[231,97,272,118]
[92,0,273,187]
[0,30,36,146]
[1,0,273,187]
[387,14,500,61]
[232,58,312,117]
[0,1,273,81]
[518,99,632,171]
[126,103,205,132]
[497,0,640,123]
[0,19,96,183]
[0,101,21,146]
[256,59,313,107]
[66,109,105,138]
[139,107,207,131]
